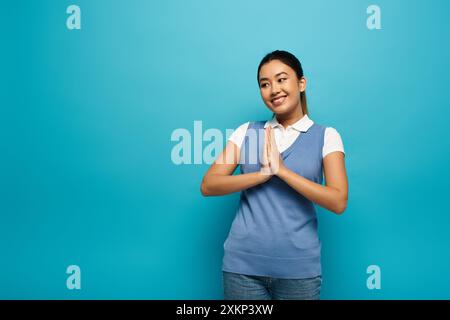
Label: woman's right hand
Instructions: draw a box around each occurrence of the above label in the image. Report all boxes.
[259,127,274,182]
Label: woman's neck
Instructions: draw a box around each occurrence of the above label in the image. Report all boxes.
[276,107,304,129]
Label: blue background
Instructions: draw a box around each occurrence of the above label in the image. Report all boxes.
[1,0,450,299]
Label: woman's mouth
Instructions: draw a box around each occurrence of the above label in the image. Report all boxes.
[271,95,287,107]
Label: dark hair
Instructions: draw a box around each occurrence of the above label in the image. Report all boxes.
[257,50,308,116]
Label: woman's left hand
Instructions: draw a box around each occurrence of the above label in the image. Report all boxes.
[266,126,286,175]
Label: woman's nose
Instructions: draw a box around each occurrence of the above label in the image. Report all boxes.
[271,85,281,96]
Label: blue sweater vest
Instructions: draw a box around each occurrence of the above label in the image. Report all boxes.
[222,120,326,279]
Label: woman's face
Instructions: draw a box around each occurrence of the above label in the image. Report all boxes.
[258,59,306,116]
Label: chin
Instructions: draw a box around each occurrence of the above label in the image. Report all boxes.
[271,105,291,115]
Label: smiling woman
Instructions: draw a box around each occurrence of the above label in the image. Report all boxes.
[258,52,308,119]
[200,50,348,300]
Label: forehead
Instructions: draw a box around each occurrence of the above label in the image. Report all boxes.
[259,60,293,80]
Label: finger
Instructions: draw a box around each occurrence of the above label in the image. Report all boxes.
[271,128,277,153]
[261,128,269,166]
[269,127,279,173]
[267,127,272,160]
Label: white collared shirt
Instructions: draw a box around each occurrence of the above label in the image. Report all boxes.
[228,114,345,158]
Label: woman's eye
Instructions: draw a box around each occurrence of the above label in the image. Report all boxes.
[261,83,269,88]
[279,78,287,82]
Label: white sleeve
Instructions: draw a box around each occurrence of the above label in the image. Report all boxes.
[323,127,345,158]
[228,122,249,149]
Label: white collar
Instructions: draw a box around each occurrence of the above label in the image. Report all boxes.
[264,114,314,132]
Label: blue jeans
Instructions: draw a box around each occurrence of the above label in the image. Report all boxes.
[223,271,322,300]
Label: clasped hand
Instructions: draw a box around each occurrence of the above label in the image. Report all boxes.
[260,126,285,176]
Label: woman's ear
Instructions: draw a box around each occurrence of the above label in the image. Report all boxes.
[298,77,307,92]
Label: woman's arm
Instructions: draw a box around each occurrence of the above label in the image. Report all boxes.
[277,151,348,214]
[200,140,271,196]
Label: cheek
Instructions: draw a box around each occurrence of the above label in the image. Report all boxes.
[287,85,300,99]
[287,82,299,93]
[261,90,271,100]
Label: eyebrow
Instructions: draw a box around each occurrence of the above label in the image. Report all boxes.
[259,72,288,83]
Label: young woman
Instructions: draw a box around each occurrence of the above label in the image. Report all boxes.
[200,50,348,300]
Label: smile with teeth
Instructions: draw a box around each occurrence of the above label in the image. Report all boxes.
[272,95,287,106]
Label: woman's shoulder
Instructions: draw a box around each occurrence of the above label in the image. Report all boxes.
[232,121,250,132]
[324,126,341,136]
[227,122,249,149]
[312,121,343,142]
[321,126,345,157]
[228,119,268,148]
[232,119,268,131]
[311,121,342,136]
